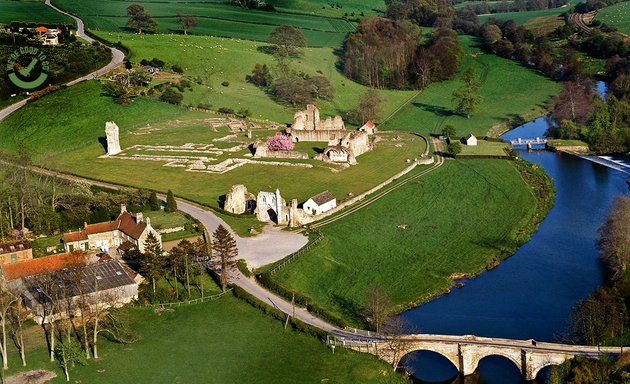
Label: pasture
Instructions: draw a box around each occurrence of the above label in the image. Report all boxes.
[7,295,406,383]
[272,159,538,322]
[52,0,355,46]
[381,35,560,137]
[0,81,424,212]
[92,32,418,125]
[0,0,72,25]
[595,1,630,35]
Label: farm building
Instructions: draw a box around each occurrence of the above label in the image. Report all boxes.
[303,191,337,215]
[0,240,33,265]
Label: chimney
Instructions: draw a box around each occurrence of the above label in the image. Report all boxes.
[84,222,88,229]
[145,217,151,227]
[136,212,143,223]
[120,204,127,214]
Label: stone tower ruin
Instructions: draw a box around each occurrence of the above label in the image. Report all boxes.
[105,121,122,156]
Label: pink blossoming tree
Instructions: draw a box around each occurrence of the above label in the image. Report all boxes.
[266,132,294,151]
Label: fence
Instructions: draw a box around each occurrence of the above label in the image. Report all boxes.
[151,288,233,308]
[269,230,324,274]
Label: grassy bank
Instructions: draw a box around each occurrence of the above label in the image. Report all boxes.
[6,294,406,383]
[380,35,560,137]
[595,1,630,35]
[271,158,554,324]
[92,31,418,124]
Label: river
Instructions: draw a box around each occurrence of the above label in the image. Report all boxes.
[400,113,630,382]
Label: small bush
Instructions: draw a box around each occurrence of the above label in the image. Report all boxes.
[172,64,184,73]
[197,103,212,110]
[160,88,183,105]
[218,107,235,114]
[221,81,230,87]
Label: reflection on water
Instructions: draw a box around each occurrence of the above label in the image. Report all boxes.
[402,116,628,383]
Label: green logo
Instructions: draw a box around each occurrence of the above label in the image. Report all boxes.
[6,47,49,90]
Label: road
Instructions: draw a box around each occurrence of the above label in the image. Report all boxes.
[0,1,125,123]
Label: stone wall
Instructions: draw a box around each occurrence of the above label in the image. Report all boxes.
[287,129,347,143]
[224,184,256,214]
[292,104,344,131]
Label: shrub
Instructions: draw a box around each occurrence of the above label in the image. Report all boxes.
[160,88,183,105]
[197,103,212,110]
[172,64,184,73]
[218,107,235,114]
[221,81,230,87]
[266,132,294,151]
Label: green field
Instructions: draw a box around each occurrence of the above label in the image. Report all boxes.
[8,295,405,383]
[596,1,630,35]
[269,0,385,18]
[381,35,560,137]
[478,5,572,24]
[272,159,538,322]
[94,32,417,125]
[52,0,355,46]
[0,0,73,25]
[0,81,424,210]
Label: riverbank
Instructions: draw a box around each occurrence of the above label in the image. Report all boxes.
[268,158,553,326]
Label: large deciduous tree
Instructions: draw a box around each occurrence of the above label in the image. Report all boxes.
[362,284,392,333]
[126,4,158,34]
[267,25,307,58]
[452,67,482,118]
[212,225,238,291]
[599,195,630,279]
[176,14,198,35]
[552,80,595,125]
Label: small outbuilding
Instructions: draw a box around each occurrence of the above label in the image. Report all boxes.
[359,120,378,135]
[303,191,337,215]
[463,133,477,146]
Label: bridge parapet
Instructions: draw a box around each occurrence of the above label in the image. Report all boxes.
[328,333,624,381]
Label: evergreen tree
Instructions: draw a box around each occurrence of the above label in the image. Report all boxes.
[140,232,165,294]
[149,191,160,211]
[452,67,482,118]
[165,190,177,213]
[212,225,238,291]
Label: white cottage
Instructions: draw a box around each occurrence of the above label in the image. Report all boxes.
[463,133,478,146]
[303,191,336,215]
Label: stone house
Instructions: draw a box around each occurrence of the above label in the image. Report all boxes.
[463,133,478,146]
[63,205,162,254]
[303,191,336,215]
[0,240,33,265]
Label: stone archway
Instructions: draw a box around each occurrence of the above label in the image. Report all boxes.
[465,350,522,376]
[399,350,460,383]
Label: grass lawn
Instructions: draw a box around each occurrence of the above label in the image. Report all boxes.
[8,295,406,384]
[272,159,538,323]
[30,235,64,257]
[595,1,630,35]
[143,210,192,230]
[0,0,73,24]
[269,0,385,18]
[523,14,566,35]
[52,0,355,47]
[92,32,418,125]
[0,81,424,212]
[380,35,560,137]
[458,140,509,155]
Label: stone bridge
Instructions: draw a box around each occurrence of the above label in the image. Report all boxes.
[329,332,623,381]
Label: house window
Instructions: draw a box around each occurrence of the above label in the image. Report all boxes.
[69,244,74,252]
[10,254,17,263]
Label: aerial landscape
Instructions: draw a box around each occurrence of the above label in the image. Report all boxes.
[0,0,629,383]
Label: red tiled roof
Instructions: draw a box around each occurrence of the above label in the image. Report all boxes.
[364,120,375,128]
[35,26,49,33]
[3,252,86,280]
[0,240,31,255]
[117,212,146,240]
[63,213,147,243]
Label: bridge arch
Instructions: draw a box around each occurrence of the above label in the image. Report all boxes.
[466,351,522,376]
[400,350,459,383]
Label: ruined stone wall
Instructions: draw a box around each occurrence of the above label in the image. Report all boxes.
[288,129,347,143]
[292,104,344,131]
[224,184,255,214]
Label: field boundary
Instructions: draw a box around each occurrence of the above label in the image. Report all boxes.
[149,288,233,308]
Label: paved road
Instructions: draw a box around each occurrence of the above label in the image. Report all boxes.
[0,1,125,123]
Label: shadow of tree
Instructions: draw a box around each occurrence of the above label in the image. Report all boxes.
[330,293,365,325]
[412,102,454,117]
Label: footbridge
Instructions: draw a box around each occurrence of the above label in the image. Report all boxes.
[510,137,548,150]
[328,332,623,381]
